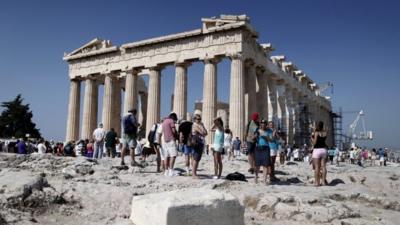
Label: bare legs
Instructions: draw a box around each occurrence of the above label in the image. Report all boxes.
[213,151,223,178]
[313,157,327,186]
[255,166,270,184]
[192,159,199,178]
[270,155,276,180]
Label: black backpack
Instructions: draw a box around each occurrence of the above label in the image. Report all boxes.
[147,124,158,144]
[225,172,247,182]
[123,114,137,135]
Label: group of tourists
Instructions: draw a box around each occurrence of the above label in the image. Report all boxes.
[2,108,399,187]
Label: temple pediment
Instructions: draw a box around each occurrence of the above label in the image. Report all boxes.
[63,38,117,61]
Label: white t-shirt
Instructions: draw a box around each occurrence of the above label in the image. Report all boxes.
[155,123,163,144]
[93,128,106,142]
[224,133,232,147]
[37,143,46,154]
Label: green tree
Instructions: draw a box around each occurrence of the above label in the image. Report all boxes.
[0,94,41,138]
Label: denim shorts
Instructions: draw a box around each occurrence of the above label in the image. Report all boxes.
[184,145,194,155]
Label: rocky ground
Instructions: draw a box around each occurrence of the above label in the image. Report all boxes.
[0,152,399,225]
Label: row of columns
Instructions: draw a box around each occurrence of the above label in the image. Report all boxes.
[66,54,332,147]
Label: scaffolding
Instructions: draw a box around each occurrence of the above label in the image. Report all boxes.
[333,108,343,150]
[294,103,311,147]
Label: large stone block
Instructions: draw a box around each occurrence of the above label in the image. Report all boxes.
[130,188,244,225]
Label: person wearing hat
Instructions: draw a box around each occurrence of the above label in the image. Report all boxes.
[92,123,106,159]
[245,112,260,174]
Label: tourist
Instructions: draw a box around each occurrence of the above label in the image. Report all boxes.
[17,138,27,155]
[232,137,241,158]
[210,117,224,179]
[148,122,163,172]
[254,119,271,184]
[92,123,106,159]
[63,141,75,157]
[224,128,233,161]
[75,139,85,156]
[311,121,328,186]
[160,113,179,176]
[245,112,260,174]
[105,128,118,158]
[266,121,279,180]
[328,147,335,165]
[355,148,363,167]
[37,139,46,154]
[86,139,94,158]
[378,148,385,166]
[178,119,193,175]
[383,148,388,166]
[121,109,141,167]
[371,148,377,166]
[349,148,355,164]
[190,114,207,178]
[335,146,340,166]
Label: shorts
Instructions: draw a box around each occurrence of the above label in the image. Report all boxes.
[246,142,256,155]
[270,148,278,157]
[213,144,223,153]
[312,148,327,159]
[161,140,177,160]
[379,157,384,162]
[184,145,194,155]
[122,134,137,149]
[224,145,232,152]
[255,146,271,167]
[193,147,203,162]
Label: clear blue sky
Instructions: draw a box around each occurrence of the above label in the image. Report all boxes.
[0,0,399,149]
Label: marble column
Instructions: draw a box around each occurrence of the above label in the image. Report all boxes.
[102,74,116,132]
[138,92,148,129]
[81,78,98,140]
[286,88,294,145]
[123,70,138,114]
[66,79,81,142]
[244,60,257,123]
[267,78,278,123]
[229,53,245,140]
[173,62,189,120]
[146,67,161,136]
[203,58,219,145]
[256,68,268,119]
[292,92,302,146]
[113,78,121,135]
[276,83,287,135]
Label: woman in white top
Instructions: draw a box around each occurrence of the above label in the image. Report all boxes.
[37,140,46,154]
[224,128,233,161]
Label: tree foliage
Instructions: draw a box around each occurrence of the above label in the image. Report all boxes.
[0,94,41,138]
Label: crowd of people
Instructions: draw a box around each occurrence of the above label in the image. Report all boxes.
[1,109,399,186]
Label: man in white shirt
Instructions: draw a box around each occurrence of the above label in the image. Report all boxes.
[93,123,106,159]
[37,140,46,154]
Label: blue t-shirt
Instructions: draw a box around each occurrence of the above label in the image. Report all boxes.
[256,129,269,147]
[232,139,241,150]
[17,141,27,154]
[266,128,278,150]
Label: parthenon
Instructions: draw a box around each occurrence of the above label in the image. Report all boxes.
[63,15,334,147]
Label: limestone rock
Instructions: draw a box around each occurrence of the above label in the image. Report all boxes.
[130,188,244,225]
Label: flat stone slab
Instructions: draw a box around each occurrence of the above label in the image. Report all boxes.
[130,188,244,225]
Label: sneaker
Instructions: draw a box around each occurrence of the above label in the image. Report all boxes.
[212,176,219,179]
[168,170,178,177]
[185,167,190,176]
[120,161,125,166]
[164,170,169,176]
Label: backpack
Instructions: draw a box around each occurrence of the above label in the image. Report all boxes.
[147,124,158,144]
[123,114,137,135]
[226,172,247,182]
